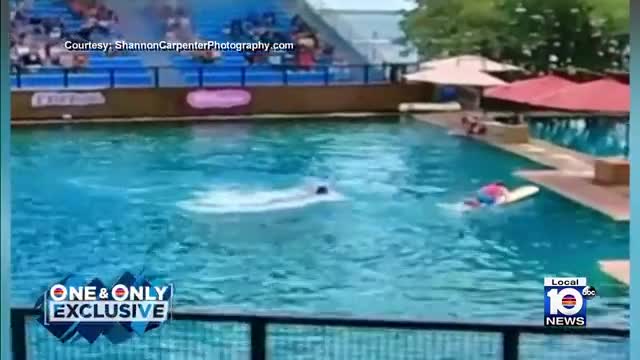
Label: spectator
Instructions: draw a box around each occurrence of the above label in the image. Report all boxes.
[59,50,75,70]
[193,49,220,63]
[21,51,43,72]
[48,42,65,65]
[96,10,115,35]
[295,44,315,70]
[72,53,88,70]
[15,41,30,61]
[10,46,20,73]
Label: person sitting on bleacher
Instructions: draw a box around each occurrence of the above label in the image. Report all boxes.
[193,48,221,63]
[14,38,31,62]
[95,8,117,36]
[68,0,117,39]
[47,41,65,65]
[166,7,187,29]
[21,49,43,72]
[295,42,315,70]
[10,44,20,73]
[43,18,64,40]
[71,53,88,71]
[59,50,75,70]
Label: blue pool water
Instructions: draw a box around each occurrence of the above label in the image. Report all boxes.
[11,118,628,358]
[529,117,630,157]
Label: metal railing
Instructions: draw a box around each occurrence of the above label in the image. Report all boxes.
[9,63,417,89]
[10,307,629,360]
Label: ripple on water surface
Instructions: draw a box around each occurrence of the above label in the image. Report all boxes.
[11,120,628,331]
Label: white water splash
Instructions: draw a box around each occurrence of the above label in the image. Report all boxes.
[178,185,346,214]
[436,202,472,214]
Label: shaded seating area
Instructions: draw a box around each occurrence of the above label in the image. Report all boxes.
[10,0,151,89]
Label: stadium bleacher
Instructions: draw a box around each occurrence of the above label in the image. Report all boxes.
[10,0,153,89]
[10,0,386,88]
[166,0,344,86]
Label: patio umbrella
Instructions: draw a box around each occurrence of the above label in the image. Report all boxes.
[483,75,577,104]
[419,55,523,73]
[404,67,507,87]
[529,78,629,113]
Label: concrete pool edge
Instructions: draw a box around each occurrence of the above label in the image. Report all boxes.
[414,112,630,222]
[11,112,403,126]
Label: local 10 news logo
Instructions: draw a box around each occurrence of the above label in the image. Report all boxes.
[45,282,172,323]
[544,277,597,327]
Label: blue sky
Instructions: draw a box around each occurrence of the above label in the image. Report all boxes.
[311,0,416,11]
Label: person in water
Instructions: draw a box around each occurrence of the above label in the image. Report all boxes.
[476,181,509,205]
[315,185,329,195]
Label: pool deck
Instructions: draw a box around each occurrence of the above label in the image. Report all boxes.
[414,112,629,221]
[598,260,630,286]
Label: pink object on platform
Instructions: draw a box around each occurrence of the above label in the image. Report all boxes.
[186,89,252,109]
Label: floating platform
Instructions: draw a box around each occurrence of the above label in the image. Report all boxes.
[414,112,629,222]
[598,260,630,286]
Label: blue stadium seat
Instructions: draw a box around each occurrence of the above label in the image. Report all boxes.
[67,73,110,87]
[10,0,152,89]
[114,73,154,87]
[168,0,313,85]
[20,73,65,88]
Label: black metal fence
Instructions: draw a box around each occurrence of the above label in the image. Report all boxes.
[10,307,629,360]
[10,63,417,89]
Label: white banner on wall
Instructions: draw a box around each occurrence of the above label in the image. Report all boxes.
[31,92,106,108]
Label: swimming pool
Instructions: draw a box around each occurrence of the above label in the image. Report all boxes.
[11,117,628,357]
[528,117,630,157]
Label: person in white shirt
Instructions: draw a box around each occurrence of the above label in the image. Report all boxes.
[48,42,64,64]
[49,26,62,40]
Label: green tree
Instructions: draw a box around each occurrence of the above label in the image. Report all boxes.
[401,0,629,71]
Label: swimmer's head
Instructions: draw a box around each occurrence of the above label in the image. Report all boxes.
[315,185,329,195]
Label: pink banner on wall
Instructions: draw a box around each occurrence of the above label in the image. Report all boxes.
[186,89,252,109]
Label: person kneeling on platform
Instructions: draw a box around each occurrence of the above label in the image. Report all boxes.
[461,115,487,136]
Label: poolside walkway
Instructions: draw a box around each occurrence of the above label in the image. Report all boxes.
[598,260,630,286]
[414,112,629,221]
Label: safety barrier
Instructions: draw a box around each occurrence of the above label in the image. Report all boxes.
[10,307,629,360]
